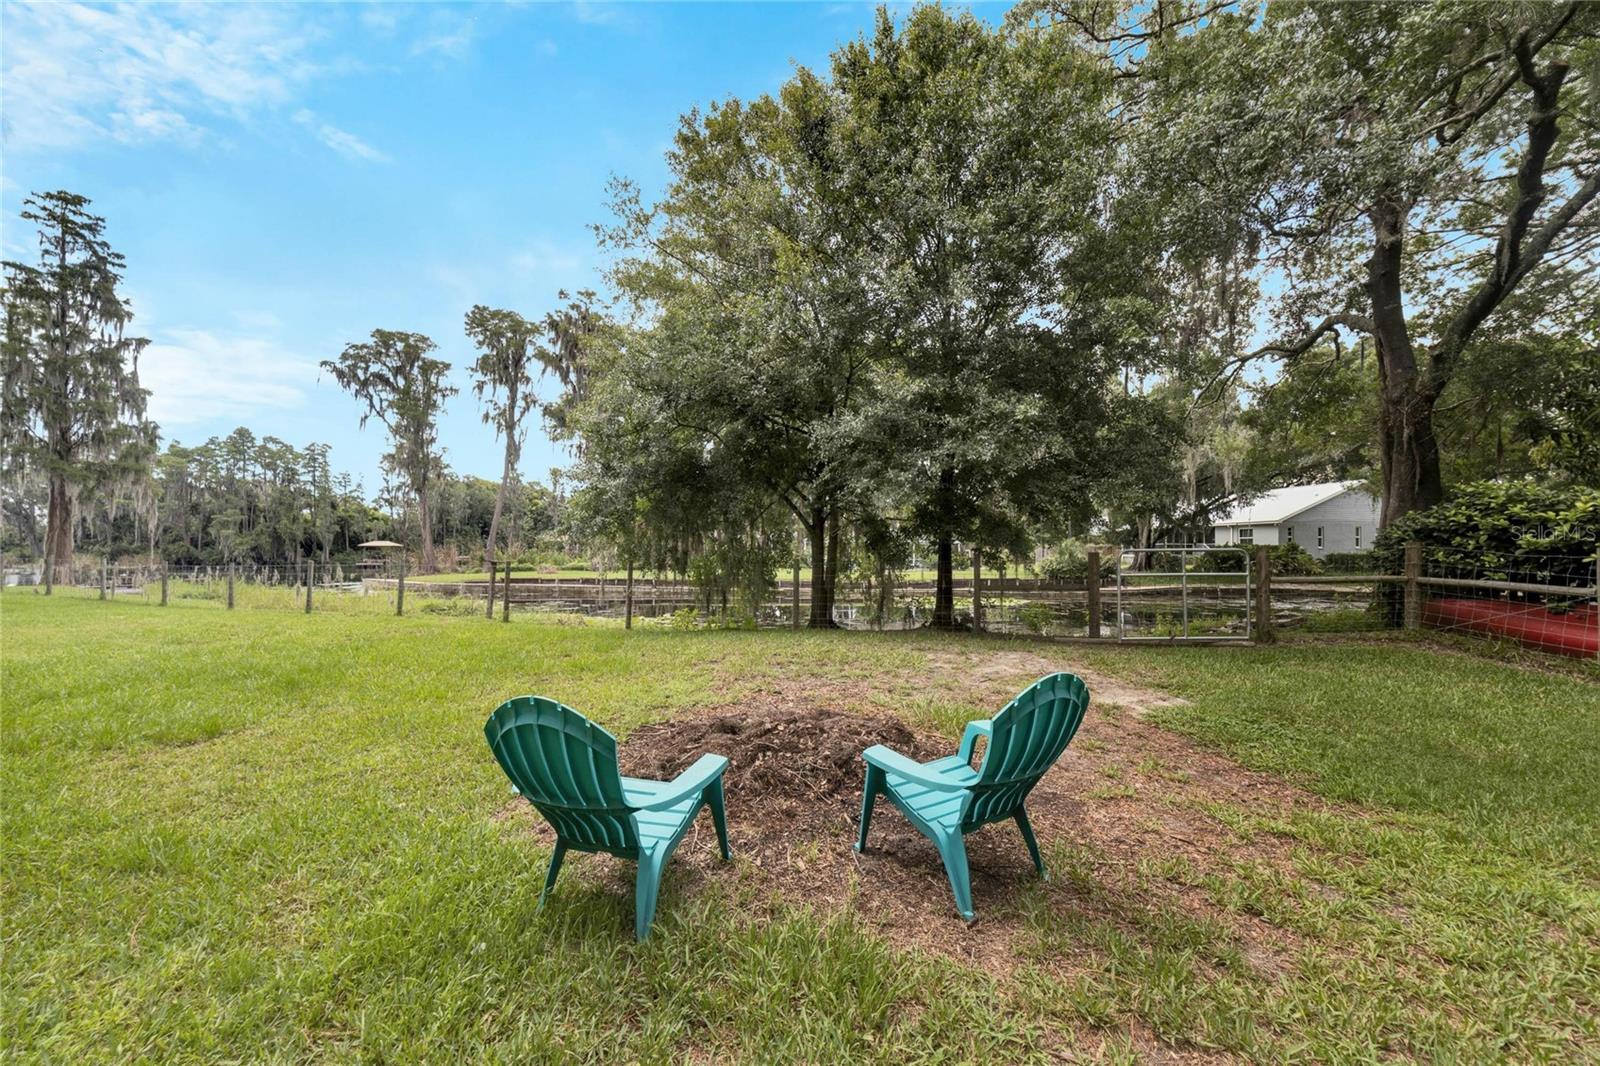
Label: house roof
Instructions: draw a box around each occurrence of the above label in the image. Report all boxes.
[1211,481,1374,527]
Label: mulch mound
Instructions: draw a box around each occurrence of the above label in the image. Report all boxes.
[621,705,948,835]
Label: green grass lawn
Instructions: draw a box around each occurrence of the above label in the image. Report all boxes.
[3,591,1597,1062]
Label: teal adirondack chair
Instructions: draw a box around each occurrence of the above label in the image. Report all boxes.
[855,672,1090,920]
[484,696,731,940]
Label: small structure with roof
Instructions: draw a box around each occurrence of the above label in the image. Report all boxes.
[355,539,404,578]
[1209,481,1380,558]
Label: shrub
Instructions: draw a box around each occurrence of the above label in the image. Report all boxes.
[1198,549,1247,572]
[1266,543,1323,576]
[1017,600,1053,634]
[1324,551,1380,574]
[1373,481,1599,587]
[1192,543,1320,575]
[1037,541,1116,583]
[1148,551,1185,573]
[662,606,699,630]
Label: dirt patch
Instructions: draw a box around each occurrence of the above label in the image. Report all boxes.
[495,653,1345,987]
[924,649,1193,716]
[622,702,948,839]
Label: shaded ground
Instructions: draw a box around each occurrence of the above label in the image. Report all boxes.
[499,649,1337,984]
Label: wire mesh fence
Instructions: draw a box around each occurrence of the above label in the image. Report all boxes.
[5,543,1594,660]
[1413,548,1597,660]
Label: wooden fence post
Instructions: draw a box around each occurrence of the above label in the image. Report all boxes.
[160,568,169,606]
[1086,550,1101,639]
[227,565,235,609]
[1254,546,1274,643]
[625,561,635,630]
[1403,541,1423,631]
[791,561,801,629]
[396,555,406,617]
[502,560,512,623]
[100,558,108,600]
[305,560,313,614]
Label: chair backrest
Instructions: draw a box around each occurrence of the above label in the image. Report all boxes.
[484,696,640,853]
[964,672,1089,827]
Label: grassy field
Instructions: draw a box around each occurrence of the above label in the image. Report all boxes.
[3,591,1597,1062]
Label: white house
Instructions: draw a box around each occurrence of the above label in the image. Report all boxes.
[1210,481,1381,559]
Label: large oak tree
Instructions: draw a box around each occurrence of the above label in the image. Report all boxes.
[1083,0,1599,526]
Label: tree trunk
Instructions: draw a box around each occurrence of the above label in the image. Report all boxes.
[485,387,518,569]
[1366,200,1446,529]
[1376,374,1446,528]
[805,505,836,628]
[45,474,74,588]
[485,473,508,570]
[932,533,955,628]
[417,487,437,573]
[931,466,957,628]
[824,507,841,623]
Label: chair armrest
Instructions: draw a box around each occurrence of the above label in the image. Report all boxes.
[636,753,730,811]
[956,719,993,764]
[862,745,969,792]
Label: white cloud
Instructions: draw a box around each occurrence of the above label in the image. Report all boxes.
[138,328,320,426]
[0,2,321,151]
[570,2,627,27]
[292,109,391,163]
[0,1,400,163]
[412,14,478,59]
[359,6,401,36]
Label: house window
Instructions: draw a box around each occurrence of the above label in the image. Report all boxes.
[1316,526,1324,549]
[1354,526,1362,548]
[1286,526,1295,544]
[1237,527,1254,545]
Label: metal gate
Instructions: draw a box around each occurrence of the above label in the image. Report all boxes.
[1114,546,1253,642]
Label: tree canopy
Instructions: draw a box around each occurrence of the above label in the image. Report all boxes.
[320,331,456,573]
[1,191,155,587]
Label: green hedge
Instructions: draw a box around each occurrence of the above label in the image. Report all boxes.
[1037,543,1116,583]
[1324,550,1380,574]
[1373,481,1599,589]
[1200,544,1321,575]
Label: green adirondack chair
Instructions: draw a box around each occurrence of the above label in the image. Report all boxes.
[484,695,731,940]
[855,672,1090,920]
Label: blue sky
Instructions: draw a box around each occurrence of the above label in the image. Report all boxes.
[1,1,1005,494]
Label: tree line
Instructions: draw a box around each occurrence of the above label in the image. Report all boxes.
[1,191,593,581]
[3,3,1595,616]
[0,423,574,574]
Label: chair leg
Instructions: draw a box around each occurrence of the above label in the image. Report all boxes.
[934,832,975,921]
[706,778,732,860]
[634,852,666,941]
[855,765,885,853]
[539,840,568,907]
[1015,808,1047,880]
